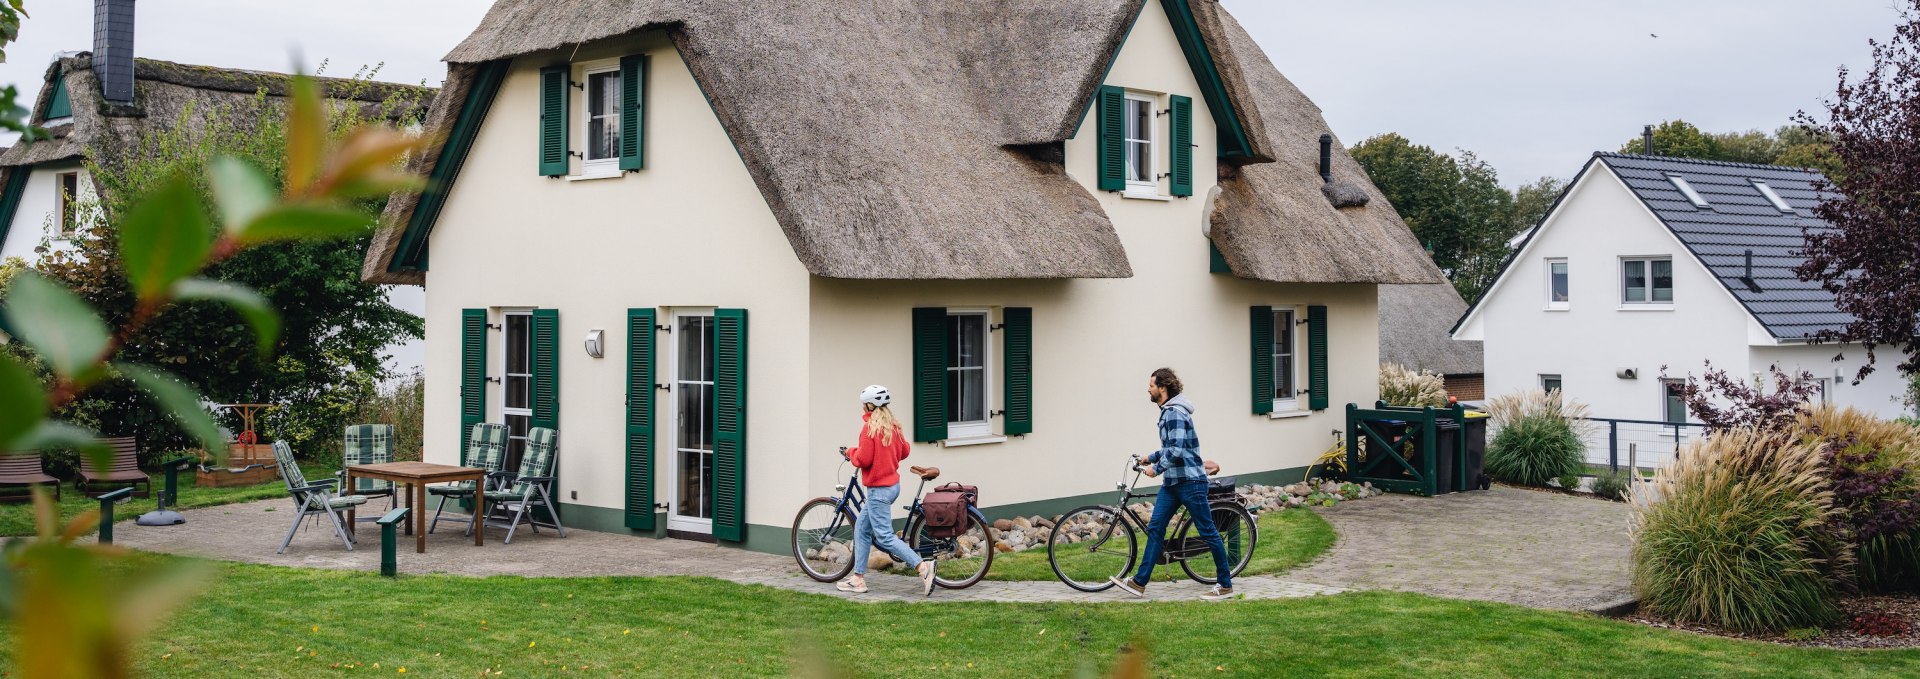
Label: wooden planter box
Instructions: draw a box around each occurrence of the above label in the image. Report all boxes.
[192,445,281,488]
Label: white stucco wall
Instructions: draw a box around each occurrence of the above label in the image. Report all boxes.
[0,160,88,262]
[418,32,812,530]
[1752,344,1911,420]
[804,0,1379,517]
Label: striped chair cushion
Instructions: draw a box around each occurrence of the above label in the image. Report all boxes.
[490,427,557,499]
[343,424,395,493]
[431,423,509,496]
[273,441,307,491]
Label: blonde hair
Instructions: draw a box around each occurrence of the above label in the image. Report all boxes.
[864,404,900,445]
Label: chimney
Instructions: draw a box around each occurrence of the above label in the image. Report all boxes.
[1642,124,1654,155]
[93,0,136,105]
[1318,134,1332,183]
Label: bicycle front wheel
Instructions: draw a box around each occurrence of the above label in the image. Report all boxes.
[1178,501,1258,584]
[1047,505,1137,592]
[907,509,994,589]
[792,497,857,582]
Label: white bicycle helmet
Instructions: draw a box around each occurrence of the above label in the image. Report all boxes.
[859,384,892,407]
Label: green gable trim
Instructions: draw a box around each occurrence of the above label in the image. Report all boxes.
[388,59,511,275]
[1209,240,1231,274]
[43,68,71,120]
[0,167,31,266]
[1073,0,1255,162]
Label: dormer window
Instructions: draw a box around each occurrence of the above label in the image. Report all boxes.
[1666,175,1709,209]
[1753,181,1793,213]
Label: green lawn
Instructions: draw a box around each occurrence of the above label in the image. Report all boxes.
[3,557,1915,677]
[986,507,1335,582]
[0,462,334,537]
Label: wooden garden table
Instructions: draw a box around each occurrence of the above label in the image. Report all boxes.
[345,461,486,553]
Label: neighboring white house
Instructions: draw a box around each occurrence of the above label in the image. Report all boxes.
[361,0,1445,550]
[1454,153,1912,443]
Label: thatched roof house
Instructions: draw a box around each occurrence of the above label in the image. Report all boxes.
[363,0,1443,286]
[1380,283,1485,398]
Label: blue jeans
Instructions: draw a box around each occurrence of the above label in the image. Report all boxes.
[852,483,921,575]
[1133,479,1233,588]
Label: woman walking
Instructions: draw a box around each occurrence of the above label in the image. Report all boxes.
[838,385,936,596]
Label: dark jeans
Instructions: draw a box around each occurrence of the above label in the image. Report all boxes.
[1132,478,1233,588]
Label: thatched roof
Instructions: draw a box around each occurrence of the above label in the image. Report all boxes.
[0,53,433,179]
[362,0,1443,286]
[1380,283,1482,376]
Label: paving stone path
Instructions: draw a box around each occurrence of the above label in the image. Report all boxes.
[1284,485,1634,611]
[102,486,1630,609]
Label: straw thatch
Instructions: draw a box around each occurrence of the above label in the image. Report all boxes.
[0,54,433,183]
[1379,283,1482,376]
[363,0,1442,286]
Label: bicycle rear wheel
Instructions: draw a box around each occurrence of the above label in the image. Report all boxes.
[1047,505,1137,592]
[906,509,994,589]
[1177,501,1258,584]
[792,497,858,582]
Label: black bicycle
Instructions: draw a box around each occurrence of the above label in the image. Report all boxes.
[790,448,994,588]
[1046,454,1257,592]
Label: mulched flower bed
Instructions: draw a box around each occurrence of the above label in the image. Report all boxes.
[1627,593,1920,649]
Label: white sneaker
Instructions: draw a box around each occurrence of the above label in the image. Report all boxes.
[1200,585,1235,601]
[1109,576,1146,598]
[918,561,937,596]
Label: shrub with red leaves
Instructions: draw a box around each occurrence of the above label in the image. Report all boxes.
[1851,610,1911,637]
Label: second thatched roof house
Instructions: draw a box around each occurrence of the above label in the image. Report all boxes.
[362,0,1443,548]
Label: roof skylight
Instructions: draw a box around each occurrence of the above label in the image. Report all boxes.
[1667,175,1710,209]
[1753,181,1794,213]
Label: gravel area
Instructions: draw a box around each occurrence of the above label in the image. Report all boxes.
[1630,593,1920,649]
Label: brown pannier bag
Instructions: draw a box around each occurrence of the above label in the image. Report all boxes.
[921,482,978,538]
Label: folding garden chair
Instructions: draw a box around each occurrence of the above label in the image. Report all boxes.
[483,427,565,544]
[429,422,508,534]
[337,424,397,520]
[272,440,368,554]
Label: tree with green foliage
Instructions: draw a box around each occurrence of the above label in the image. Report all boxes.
[1618,120,1841,174]
[32,76,426,459]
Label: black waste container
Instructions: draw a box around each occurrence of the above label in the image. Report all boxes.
[1433,419,1460,495]
[1462,413,1489,491]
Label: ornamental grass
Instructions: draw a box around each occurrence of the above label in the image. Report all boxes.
[1483,389,1591,488]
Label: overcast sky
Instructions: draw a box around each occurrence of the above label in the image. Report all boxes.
[0,1,1900,187]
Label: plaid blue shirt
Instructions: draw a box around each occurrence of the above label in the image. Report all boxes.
[1145,398,1205,482]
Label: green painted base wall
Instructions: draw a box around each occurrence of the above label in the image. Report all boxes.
[555,464,1308,557]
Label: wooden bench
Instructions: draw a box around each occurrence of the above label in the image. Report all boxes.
[77,437,150,498]
[0,451,59,502]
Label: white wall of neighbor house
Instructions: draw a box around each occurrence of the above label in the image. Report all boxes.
[0,160,88,262]
[804,1,1380,516]
[418,31,813,529]
[1751,343,1911,420]
[1461,164,1755,422]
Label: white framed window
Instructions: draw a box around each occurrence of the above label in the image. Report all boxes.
[1753,181,1794,213]
[1271,308,1300,412]
[55,172,79,239]
[1661,378,1688,424]
[1621,256,1673,305]
[1544,258,1569,309]
[579,60,622,175]
[945,310,992,439]
[1540,374,1562,394]
[500,310,534,466]
[1123,92,1157,196]
[1667,175,1709,208]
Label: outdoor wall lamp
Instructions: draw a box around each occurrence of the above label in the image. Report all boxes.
[583,329,605,359]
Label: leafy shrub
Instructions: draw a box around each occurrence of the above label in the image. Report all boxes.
[1379,362,1449,408]
[1483,389,1592,489]
[1797,404,1920,591]
[1556,471,1582,491]
[1784,627,1826,642]
[1630,428,1842,633]
[1851,610,1911,637]
[1590,469,1631,501]
[1667,362,1822,432]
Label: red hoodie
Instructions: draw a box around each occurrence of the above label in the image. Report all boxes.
[848,412,911,488]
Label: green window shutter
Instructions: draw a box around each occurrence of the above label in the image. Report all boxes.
[911,307,948,442]
[531,309,560,430]
[1249,306,1273,415]
[1096,85,1125,192]
[1169,94,1193,197]
[1308,305,1329,411]
[1002,307,1033,436]
[618,55,647,171]
[1209,240,1231,274]
[625,308,656,530]
[712,308,749,543]
[44,70,71,119]
[460,309,488,463]
[538,65,570,176]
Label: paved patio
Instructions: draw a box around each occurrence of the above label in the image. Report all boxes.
[1285,485,1634,611]
[104,485,1631,609]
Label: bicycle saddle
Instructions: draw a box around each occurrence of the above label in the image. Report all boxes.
[909,465,940,480]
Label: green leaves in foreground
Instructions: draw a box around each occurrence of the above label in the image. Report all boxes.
[171,278,279,356]
[3,273,109,380]
[115,364,227,458]
[0,355,45,449]
[118,177,214,300]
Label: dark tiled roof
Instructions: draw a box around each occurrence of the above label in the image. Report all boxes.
[1594,152,1848,340]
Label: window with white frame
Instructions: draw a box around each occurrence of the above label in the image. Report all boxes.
[945,311,991,438]
[1662,379,1687,424]
[1621,256,1673,304]
[502,311,533,467]
[1545,258,1569,308]
[1123,93,1156,193]
[1272,308,1299,411]
[1540,374,1562,394]
[581,61,623,172]
[55,172,78,239]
